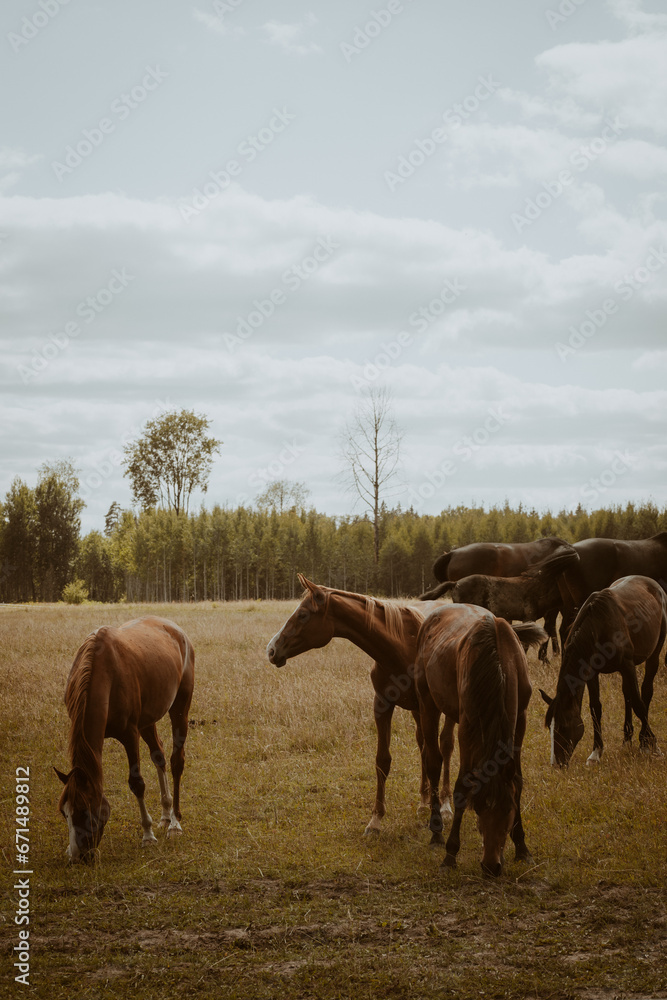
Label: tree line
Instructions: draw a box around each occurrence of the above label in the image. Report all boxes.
[1,463,665,604]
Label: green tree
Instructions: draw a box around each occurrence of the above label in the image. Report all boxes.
[0,477,38,601]
[34,460,84,601]
[256,479,310,515]
[123,409,222,516]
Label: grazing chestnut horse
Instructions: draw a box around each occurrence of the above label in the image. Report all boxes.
[266,575,452,834]
[540,575,666,767]
[55,617,194,861]
[429,538,576,660]
[415,604,546,876]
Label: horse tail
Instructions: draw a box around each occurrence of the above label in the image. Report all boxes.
[464,617,514,813]
[524,547,580,582]
[418,580,456,601]
[64,631,101,779]
[512,621,548,652]
[432,551,453,582]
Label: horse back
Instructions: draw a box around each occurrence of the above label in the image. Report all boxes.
[93,617,194,731]
[417,604,490,720]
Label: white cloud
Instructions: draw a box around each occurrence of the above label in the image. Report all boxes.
[607,0,667,33]
[262,20,322,56]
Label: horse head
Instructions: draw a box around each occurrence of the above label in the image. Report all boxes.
[266,574,334,668]
[55,766,110,862]
[539,689,585,767]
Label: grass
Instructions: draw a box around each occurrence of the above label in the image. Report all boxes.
[1,600,666,999]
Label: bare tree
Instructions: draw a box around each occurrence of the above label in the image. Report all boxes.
[339,387,403,564]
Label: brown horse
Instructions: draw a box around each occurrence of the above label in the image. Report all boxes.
[430,537,576,660]
[55,616,194,862]
[418,563,574,660]
[266,575,452,834]
[540,575,666,767]
[536,532,667,646]
[416,604,546,876]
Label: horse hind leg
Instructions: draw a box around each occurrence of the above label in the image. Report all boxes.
[123,730,157,846]
[439,716,455,820]
[365,697,393,835]
[141,724,175,832]
[167,686,193,836]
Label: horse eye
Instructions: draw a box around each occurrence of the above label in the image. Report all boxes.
[297,610,309,621]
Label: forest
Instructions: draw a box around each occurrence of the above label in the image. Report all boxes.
[1,459,665,604]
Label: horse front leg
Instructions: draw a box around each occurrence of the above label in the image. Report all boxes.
[586,676,604,764]
[543,608,559,660]
[411,708,430,818]
[639,651,662,755]
[168,688,192,836]
[122,729,157,846]
[364,696,394,836]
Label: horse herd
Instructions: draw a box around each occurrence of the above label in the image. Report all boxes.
[56,532,667,876]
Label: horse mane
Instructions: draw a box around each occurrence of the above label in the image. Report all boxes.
[316,588,424,642]
[562,589,626,684]
[464,617,514,813]
[64,631,102,784]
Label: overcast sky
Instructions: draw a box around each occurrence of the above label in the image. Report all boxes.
[2,0,666,532]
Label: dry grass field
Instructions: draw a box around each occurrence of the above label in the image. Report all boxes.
[1,599,666,1000]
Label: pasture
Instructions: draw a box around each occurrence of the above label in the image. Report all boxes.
[1,600,666,1000]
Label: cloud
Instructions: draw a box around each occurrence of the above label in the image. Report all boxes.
[262,20,322,56]
[0,147,41,192]
[192,7,244,38]
[607,0,667,33]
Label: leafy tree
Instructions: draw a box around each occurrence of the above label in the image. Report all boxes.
[123,409,221,516]
[256,479,310,514]
[0,477,38,601]
[104,501,122,536]
[339,387,403,564]
[34,460,84,601]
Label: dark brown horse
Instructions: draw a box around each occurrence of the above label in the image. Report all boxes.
[418,564,574,660]
[55,617,194,861]
[536,532,667,644]
[415,604,546,876]
[267,575,453,834]
[430,537,576,660]
[540,575,666,767]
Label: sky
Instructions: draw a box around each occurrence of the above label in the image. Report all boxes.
[1,0,666,533]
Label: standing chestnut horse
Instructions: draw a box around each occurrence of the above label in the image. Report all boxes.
[540,575,666,767]
[416,604,546,876]
[55,617,194,862]
[267,575,543,838]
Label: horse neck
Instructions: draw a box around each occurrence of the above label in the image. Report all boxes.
[328,592,416,667]
[67,637,107,787]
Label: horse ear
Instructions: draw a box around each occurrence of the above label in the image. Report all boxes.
[54,767,70,785]
[298,574,318,594]
[539,688,553,706]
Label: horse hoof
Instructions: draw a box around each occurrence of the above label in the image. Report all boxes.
[429,832,445,846]
[142,835,158,847]
[167,826,183,839]
[515,851,534,865]
[440,801,453,820]
[586,751,602,765]
[363,826,380,838]
[441,853,457,869]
